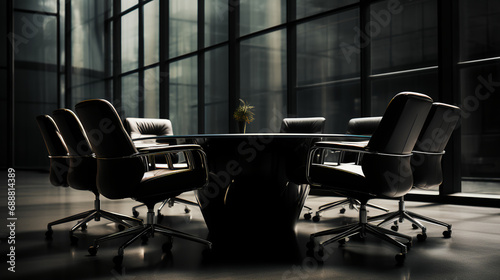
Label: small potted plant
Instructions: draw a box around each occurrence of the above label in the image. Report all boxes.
[233,99,255,133]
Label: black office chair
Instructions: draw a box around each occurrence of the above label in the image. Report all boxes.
[36,115,136,244]
[306,92,433,264]
[46,109,142,243]
[279,117,326,220]
[75,99,211,265]
[369,103,461,241]
[311,116,390,221]
[124,117,197,218]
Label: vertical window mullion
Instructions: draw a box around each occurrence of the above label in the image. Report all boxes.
[113,0,122,115]
[228,0,240,132]
[159,0,169,119]
[360,0,371,116]
[287,0,297,117]
[198,0,205,133]
[138,1,145,116]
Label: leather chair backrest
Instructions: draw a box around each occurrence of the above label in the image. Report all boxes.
[280,117,326,184]
[36,115,69,187]
[412,103,461,188]
[75,99,144,199]
[280,117,326,133]
[76,99,138,158]
[362,92,433,197]
[53,109,98,193]
[53,109,93,157]
[415,103,461,153]
[346,116,382,135]
[367,92,433,155]
[125,118,173,139]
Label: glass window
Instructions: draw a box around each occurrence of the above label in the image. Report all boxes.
[240,30,287,132]
[144,67,160,118]
[121,10,139,72]
[370,70,438,115]
[296,9,360,132]
[72,1,108,71]
[297,82,361,133]
[459,64,500,189]
[14,12,57,64]
[169,0,198,58]
[14,0,57,13]
[205,46,229,133]
[370,0,438,75]
[459,0,500,62]
[122,73,139,117]
[205,0,229,47]
[297,9,360,87]
[240,0,286,37]
[169,57,198,134]
[144,0,159,66]
[296,0,358,19]
[121,0,137,12]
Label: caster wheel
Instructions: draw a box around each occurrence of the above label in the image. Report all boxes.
[184,207,191,214]
[417,233,427,242]
[88,245,98,256]
[45,229,53,239]
[312,215,320,222]
[113,255,124,266]
[304,213,312,220]
[443,230,452,238]
[70,235,79,245]
[81,223,88,231]
[338,238,347,245]
[117,224,126,231]
[412,223,419,230]
[391,224,399,231]
[162,241,173,252]
[395,253,406,265]
[132,210,139,218]
[339,208,346,214]
[141,235,149,245]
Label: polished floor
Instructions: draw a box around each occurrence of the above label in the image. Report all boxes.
[1,170,500,280]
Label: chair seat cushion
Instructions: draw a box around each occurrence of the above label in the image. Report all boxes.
[134,168,205,204]
[309,163,376,199]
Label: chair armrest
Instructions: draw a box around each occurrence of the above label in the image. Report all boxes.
[135,144,203,157]
[412,150,445,156]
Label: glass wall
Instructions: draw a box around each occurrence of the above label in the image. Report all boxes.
[296,8,360,132]
[458,0,500,194]
[3,0,500,197]
[71,0,111,108]
[13,1,59,169]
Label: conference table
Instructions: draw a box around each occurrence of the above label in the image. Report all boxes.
[134,133,370,249]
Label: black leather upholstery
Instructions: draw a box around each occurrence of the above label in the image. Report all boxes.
[311,92,433,198]
[413,103,461,189]
[36,115,69,187]
[307,92,433,263]
[52,109,98,193]
[75,99,211,263]
[75,99,206,204]
[280,117,326,185]
[345,116,382,135]
[280,117,326,133]
[37,111,142,241]
[369,102,461,239]
[125,117,175,144]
